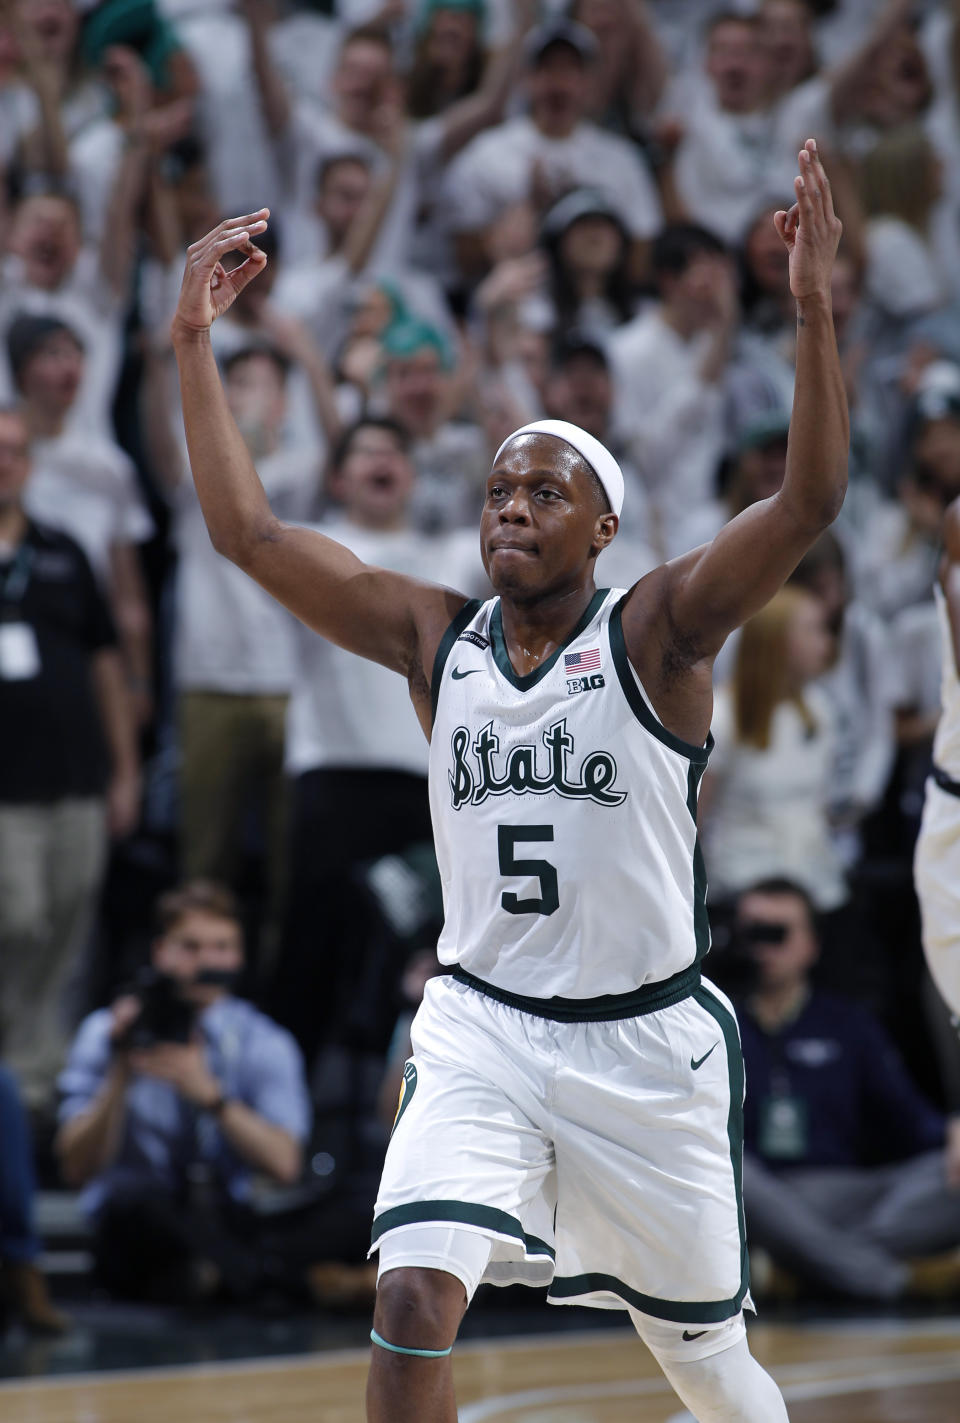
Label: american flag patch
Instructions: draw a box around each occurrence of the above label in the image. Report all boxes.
[565,647,602,673]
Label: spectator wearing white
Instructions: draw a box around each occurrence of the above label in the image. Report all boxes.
[541,333,655,582]
[373,318,488,533]
[664,11,797,246]
[568,0,669,134]
[8,314,154,725]
[852,384,960,620]
[0,192,124,438]
[789,532,895,869]
[271,146,454,366]
[275,416,485,1060]
[151,346,321,954]
[0,406,139,1109]
[700,586,844,914]
[536,189,638,343]
[247,4,533,275]
[445,18,661,285]
[607,222,738,560]
[859,125,948,352]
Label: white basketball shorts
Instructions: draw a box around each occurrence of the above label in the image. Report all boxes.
[371,971,752,1329]
[915,776,960,1017]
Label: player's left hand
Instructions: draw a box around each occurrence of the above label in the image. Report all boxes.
[129,1040,222,1109]
[774,140,842,302]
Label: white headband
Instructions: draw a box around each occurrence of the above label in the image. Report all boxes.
[493,419,624,517]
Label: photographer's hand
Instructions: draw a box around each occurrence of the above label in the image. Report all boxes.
[128,1042,223,1109]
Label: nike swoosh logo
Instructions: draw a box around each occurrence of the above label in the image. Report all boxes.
[690,1042,719,1071]
[682,1330,708,1342]
[451,666,481,679]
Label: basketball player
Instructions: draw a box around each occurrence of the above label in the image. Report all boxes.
[171,141,845,1422]
[915,495,960,1019]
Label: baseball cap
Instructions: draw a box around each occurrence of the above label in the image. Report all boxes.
[738,412,791,453]
[523,18,598,68]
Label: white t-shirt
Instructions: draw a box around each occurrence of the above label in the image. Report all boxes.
[608,308,727,558]
[0,81,40,168]
[865,217,946,322]
[445,115,661,240]
[705,684,845,910]
[670,89,797,245]
[173,447,320,695]
[24,431,153,585]
[0,250,123,439]
[284,519,487,777]
[850,499,940,621]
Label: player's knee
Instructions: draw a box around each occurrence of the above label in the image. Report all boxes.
[374,1266,467,1351]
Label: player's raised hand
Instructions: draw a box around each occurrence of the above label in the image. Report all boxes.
[774,140,842,302]
[172,211,270,339]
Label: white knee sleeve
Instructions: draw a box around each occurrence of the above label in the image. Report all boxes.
[632,1320,788,1423]
[374,1225,494,1303]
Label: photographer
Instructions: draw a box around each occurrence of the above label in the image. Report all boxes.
[54,882,310,1303]
[734,877,960,1301]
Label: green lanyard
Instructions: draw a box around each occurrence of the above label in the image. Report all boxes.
[0,543,34,608]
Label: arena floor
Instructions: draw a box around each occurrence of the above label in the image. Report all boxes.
[3,1311,960,1422]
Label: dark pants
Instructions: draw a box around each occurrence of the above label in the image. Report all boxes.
[93,1175,380,1303]
[271,768,433,1063]
[0,1065,40,1264]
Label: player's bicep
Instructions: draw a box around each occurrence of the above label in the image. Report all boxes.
[665,494,822,654]
[239,521,464,676]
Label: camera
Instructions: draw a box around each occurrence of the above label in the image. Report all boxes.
[118,968,197,1050]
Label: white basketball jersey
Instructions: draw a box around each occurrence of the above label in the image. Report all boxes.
[428,589,711,1001]
[933,584,960,778]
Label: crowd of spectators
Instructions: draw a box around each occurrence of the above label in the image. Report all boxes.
[3,0,960,1322]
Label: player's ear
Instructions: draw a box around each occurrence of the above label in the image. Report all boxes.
[593,512,618,552]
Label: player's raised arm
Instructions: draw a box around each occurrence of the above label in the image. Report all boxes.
[170,213,465,684]
[638,140,848,659]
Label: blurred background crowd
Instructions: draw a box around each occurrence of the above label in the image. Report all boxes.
[4,0,960,1330]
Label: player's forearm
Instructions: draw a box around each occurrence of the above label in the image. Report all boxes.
[171,327,278,563]
[781,294,848,530]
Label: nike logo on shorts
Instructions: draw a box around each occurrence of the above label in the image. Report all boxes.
[690,1042,719,1071]
[451,666,481,679]
[682,1330,708,1342]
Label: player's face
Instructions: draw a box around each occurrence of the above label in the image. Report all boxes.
[481,434,614,602]
[0,411,31,506]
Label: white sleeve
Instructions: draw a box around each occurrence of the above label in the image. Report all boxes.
[605,143,662,239]
[866,220,944,319]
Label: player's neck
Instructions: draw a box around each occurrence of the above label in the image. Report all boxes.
[498,582,597,676]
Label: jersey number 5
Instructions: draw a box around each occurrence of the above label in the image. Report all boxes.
[497,825,559,917]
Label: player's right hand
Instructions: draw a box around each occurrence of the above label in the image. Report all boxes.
[171,210,270,340]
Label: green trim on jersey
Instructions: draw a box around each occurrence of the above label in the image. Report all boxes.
[370,1200,556,1261]
[550,984,749,1324]
[452,961,700,1022]
[490,588,609,691]
[686,761,712,964]
[431,599,482,727]
[609,599,711,765]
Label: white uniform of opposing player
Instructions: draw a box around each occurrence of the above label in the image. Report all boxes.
[372,587,752,1360]
[915,584,960,1017]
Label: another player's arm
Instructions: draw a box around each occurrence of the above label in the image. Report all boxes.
[627,142,848,661]
[170,213,466,685]
[942,496,960,676]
